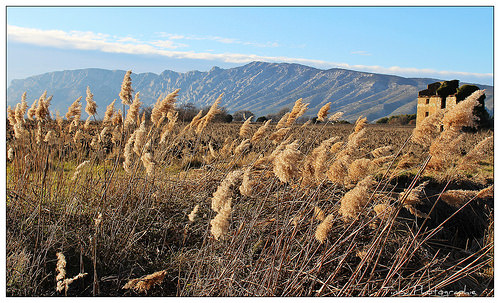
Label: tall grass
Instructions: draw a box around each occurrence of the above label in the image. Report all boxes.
[6,71,494,297]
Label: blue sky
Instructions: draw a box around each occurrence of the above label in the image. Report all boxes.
[7,6,494,85]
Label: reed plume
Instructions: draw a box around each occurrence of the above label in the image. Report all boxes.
[102,100,116,126]
[188,204,199,222]
[58,273,88,294]
[123,270,167,294]
[166,111,178,129]
[234,139,251,155]
[35,91,51,122]
[303,137,338,186]
[314,206,326,221]
[315,214,334,243]
[317,102,331,122]
[239,167,255,196]
[427,127,463,170]
[327,155,349,186]
[7,106,17,126]
[211,170,243,212]
[276,112,290,129]
[347,158,372,185]
[35,122,43,144]
[440,190,478,208]
[7,147,14,162]
[286,98,309,126]
[196,93,223,134]
[13,121,30,141]
[442,89,484,131]
[329,111,344,122]
[85,86,97,116]
[401,181,428,207]
[339,176,373,221]
[210,202,232,240]
[72,160,90,181]
[458,136,493,170]
[124,92,142,128]
[133,121,147,156]
[123,132,136,174]
[371,154,395,168]
[477,185,493,199]
[251,119,271,143]
[44,130,57,145]
[373,203,395,221]
[119,70,133,105]
[400,181,429,218]
[269,127,290,144]
[239,116,253,138]
[99,127,110,143]
[56,110,64,131]
[371,145,393,158]
[66,96,82,121]
[412,109,445,147]
[19,92,28,120]
[111,126,122,145]
[312,137,339,182]
[55,252,66,292]
[27,98,38,121]
[112,109,123,126]
[219,138,236,158]
[15,100,26,124]
[348,117,367,141]
[151,89,180,127]
[141,152,155,177]
[253,138,291,168]
[273,141,302,183]
[187,110,204,130]
[56,252,66,283]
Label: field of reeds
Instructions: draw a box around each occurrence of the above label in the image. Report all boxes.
[6,71,494,297]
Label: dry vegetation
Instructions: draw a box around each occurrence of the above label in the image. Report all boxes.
[6,71,494,297]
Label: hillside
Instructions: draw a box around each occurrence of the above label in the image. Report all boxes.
[7,61,494,122]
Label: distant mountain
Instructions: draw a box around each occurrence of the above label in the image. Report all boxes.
[7,61,494,122]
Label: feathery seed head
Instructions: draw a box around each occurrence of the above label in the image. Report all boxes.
[85,86,97,116]
[119,70,133,105]
[315,214,334,243]
[317,102,331,122]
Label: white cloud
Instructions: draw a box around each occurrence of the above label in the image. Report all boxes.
[7,25,492,82]
[351,50,371,56]
[151,40,188,49]
[155,32,280,48]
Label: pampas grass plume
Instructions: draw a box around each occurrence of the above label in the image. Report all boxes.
[315,214,334,243]
[123,270,167,293]
[103,100,116,126]
[85,86,97,116]
[119,70,133,105]
[72,160,90,181]
[317,102,331,122]
[339,176,372,220]
[251,119,271,143]
[273,141,302,183]
[210,203,232,240]
[211,170,242,212]
[275,112,290,129]
[239,116,253,138]
[188,204,199,222]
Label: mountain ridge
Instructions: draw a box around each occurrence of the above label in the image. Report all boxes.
[7,61,494,122]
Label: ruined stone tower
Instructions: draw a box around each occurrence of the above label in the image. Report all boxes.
[416,80,485,125]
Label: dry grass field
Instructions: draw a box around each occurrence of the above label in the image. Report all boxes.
[6,73,494,297]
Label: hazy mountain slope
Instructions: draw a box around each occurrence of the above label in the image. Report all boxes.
[7,61,493,122]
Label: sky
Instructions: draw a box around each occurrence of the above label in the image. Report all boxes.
[6,6,494,85]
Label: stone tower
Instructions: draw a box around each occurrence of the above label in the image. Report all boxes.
[416,81,460,125]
